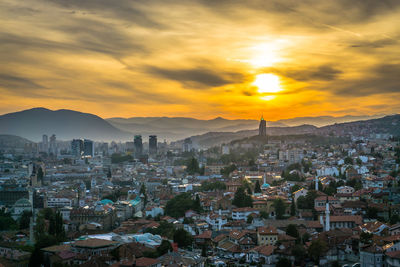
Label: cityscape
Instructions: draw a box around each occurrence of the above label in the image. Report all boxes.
[1,0,400,267]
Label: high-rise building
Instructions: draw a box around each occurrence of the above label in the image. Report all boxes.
[259,115,267,136]
[42,134,48,153]
[71,139,84,158]
[49,134,57,155]
[183,138,193,152]
[83,139,94,158]
[149,135,157,156]
[134,135,143,158]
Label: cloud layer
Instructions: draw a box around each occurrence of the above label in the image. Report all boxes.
[0,0,399,119]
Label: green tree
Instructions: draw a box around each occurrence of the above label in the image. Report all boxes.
[254,180,261,193]
[292,244,306,265]
[232,187,253,208]
[220,164,237,177]
[276,257,292,267]
[273,198,286,219]
[19,211,32,230]
[260,210,269,219]
[0,208,18,231]
[193,194,202,213]
[37,167,44,182]
[173,228,193,247]
[157,240,172,256]
[186,157,200,175]
[344,157,353,165]
[308,239,327,263]
[140,184,148,205]
[247,215,254,224]
[286,224,299,238]
[290,198,296,216]
[165,193,200,218]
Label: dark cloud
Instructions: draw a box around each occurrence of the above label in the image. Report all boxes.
[333,64,400,96]
[146,66,244,88]
[350,38,398,49]
[0,74,44,90]
[264,65,342,82]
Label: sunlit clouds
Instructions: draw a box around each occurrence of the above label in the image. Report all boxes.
[0,0,399,119]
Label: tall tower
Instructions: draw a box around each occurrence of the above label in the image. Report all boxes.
[258,115,267,136]
[149,135,157,157]
[134,135,143,158]
[49,134,57,155]
[42,134,48,153]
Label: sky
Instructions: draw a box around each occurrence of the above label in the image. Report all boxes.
[1,0,400,120]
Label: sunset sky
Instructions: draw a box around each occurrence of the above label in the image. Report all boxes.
[1,0,399,120]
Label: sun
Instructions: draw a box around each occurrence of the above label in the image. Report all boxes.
[253,73,282,93]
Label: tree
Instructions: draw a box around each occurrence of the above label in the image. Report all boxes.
[157,240,172,256]
[19,211,32,230]
[220,164,237,177]
[0,208,18,231]
[286,224,299,238]
[232,187,253,208]
[186,157,200,175]
[273,198,286,219]
[292,244,306,265]
[140,184,148,206]
[366,207,379,219]
[37,167,44,182]
[260,210,269,219]
[247,215,253,224]
[344,157,353,165]
[193,194,202,213]
[165,193,200,218]
[290,198,296,216]
[254,180,261,193]
[308,239,327,263]
[276,257,292,267]
[297,190,318,210]
[173,228,193,247]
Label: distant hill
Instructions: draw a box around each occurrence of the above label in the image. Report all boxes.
[0,135,33,149]
[317,114,400,136]
[106,114,378,141]
[276,114,384,127]
[175,115,400,148]
[0,108,132,141]
[0,107,393,142]
[173,125,317,148]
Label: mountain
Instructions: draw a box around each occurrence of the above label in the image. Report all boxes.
[173,125,317,148]
[317,114,400,136]
[0,134,33,149]
[107,114,385,141]
[276,114,385,127]
[175,115,400,148]
[0,108,131,141]
[106,117,268,141]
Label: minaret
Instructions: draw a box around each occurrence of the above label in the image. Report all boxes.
[325,197,330,231]
[315,177,319,191]
[263,173,266,185]
[218,209,222,230]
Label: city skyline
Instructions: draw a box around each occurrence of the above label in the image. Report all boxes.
[1,0,400,120]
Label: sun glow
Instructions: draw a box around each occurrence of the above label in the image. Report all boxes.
[253,73,282,93]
